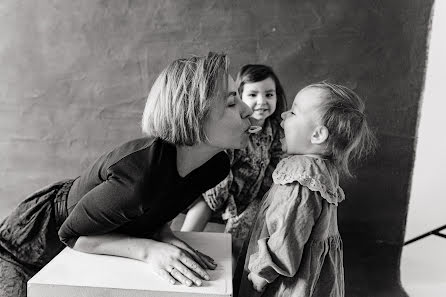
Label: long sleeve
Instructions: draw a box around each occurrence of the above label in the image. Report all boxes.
[59,137,231,249]
[248,183,323,283]
[58,164,144,248]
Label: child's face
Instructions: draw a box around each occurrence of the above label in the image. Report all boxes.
[241,77,277,126]
[280,87,326,154]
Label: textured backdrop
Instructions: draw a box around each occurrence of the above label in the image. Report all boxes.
[0,0,434,295]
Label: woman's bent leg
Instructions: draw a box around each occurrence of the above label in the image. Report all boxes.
[0,179,74,297]
[0,257,30,297]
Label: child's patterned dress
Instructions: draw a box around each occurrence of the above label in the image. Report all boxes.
[203,118,283,240]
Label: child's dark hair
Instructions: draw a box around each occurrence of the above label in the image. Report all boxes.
[236,64,287,121]
[306,82,376,177]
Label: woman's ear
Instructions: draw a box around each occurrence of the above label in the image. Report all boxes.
[311,125,329,144]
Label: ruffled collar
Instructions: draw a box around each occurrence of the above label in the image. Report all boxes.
[272,155,345,205]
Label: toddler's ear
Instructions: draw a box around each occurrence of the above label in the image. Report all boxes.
[311,125,329,145]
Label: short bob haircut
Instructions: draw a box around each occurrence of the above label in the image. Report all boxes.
[142,52,229,146]
[236,64,287,122]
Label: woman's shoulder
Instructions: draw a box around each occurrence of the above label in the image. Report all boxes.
[115,136,162,153]
[102,137,170,172]
[272,155,345,205]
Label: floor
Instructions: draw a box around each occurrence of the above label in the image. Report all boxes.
[401,228,446,297]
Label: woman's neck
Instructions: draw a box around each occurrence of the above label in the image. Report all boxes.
[175,144,222,177]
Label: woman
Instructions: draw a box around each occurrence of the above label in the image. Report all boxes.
[0,52,253,297]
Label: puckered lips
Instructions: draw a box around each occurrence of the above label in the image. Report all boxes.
[248,126,262,134]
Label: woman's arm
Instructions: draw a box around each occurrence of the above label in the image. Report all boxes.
[58,175,215,286]
[58,175,142,248]
[74,233,158,263]
[156,223,216,270]
[181,198,212,232]
[73,231,211,287]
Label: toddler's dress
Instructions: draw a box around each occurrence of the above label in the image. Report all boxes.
[238,155,345,297]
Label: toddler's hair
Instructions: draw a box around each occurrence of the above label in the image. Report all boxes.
[306,82,376,177]
[236,64,287,121]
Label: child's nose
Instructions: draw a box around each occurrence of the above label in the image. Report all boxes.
[281,111,288,119]
[257,95,266,105]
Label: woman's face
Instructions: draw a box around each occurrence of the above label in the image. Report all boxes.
[241,77,277,126]
[204,75,253,150]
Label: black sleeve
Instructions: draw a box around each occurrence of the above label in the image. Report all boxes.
[58,162,143,247]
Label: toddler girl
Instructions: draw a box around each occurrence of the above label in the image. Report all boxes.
[182,64,286,242]
[237,82,376,297]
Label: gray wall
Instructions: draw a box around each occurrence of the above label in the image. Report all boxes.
[0,0,433,295]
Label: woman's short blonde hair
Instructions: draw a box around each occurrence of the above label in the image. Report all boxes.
[142,52,229,145]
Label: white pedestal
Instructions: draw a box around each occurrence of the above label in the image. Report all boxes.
[28,232,232,297]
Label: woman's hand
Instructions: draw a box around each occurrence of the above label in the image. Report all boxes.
[74,233,212,287]
[145,240,211,287]
[248,272,268,292]
[156,224,217,270]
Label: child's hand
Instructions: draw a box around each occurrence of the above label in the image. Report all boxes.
[248,272,268,292]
